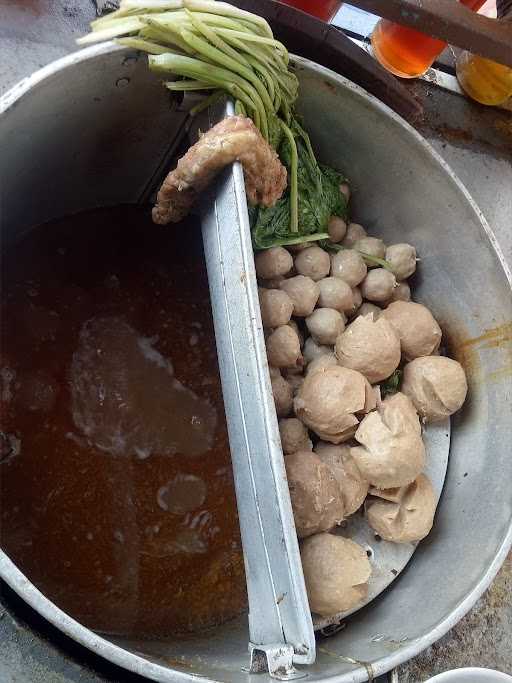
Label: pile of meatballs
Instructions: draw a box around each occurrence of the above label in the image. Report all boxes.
[256,215,468,619]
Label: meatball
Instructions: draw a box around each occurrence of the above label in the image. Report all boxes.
[347,286,363,318]
[360,269,397,303]
[303,337,333,365]
[294,366,368,443]
[390,281,411,303]
[401,356,468,422]
[385,243,417,281]
[258,277,285,290]
[362,377,378,414]
[266,325,302,369]
[342,223,366,248]
[335,314,401,384]
[306,308,345,346]
[318,277,353,313]
[269,366,281,380]
[284,371,304,396]
[331,250,367,287]
[306,353,338,377]
[295,246,331,281]
[314,443,368,516]
[366,474,436,543]
[287,319,304,348]
[285,451,344,538]
[357,302,382,320]
[287,242,312,253]
[255,246,293,280]
[380,391,422,436]
[301,534,371,616]
[279,418,311,455]
[354,236,386,260]
[259,288,293,328]
[339,183,351,202]
[382,301,442,360]
[270,371,293,417]
[327,216,347,243]
[351,392,425,488]
[279,276,320,317]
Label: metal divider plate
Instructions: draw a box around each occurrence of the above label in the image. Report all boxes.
[198,100,316,675]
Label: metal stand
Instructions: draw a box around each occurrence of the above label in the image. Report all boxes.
[248,644,307,680]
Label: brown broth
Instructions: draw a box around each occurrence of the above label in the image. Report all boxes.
[0,205,247,638]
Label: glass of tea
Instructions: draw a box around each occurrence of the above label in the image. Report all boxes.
[278,0,343,22]
[371,0,487,78]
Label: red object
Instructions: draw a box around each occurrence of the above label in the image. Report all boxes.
[371,0,488,78]
[278,0,342,21]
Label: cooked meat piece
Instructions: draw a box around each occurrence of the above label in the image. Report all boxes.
[153,116,287,225]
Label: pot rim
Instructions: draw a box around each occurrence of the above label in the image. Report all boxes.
[1,43,511,683]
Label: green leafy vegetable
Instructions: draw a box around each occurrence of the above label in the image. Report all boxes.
[380,369,403,397]
[252,120,348,249]
[79,0,348,250]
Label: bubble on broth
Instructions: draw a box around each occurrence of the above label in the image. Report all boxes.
[134,446,151,460]
[137,335,172,372]
[104,274,121,290]
[157,473,207,514]
[0,431,21,464]
[167,528,208,555]
[141,527,208,558]
[16,370,59,413]
[21,304,60,342]
[113,530,125,544]
[70,317,217,459]
[1,366,16,403]
[65,431,88,449]
[189,510,212,530]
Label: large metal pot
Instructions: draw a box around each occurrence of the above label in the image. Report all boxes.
[1,44,511,683]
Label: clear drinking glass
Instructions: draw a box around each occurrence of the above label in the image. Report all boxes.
[371,0,487,78]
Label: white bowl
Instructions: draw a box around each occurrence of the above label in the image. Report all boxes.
[427,668,512,682]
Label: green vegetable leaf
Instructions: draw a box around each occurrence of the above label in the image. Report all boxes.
[252,116,348,250]
[251,197,291,249]
[79,3,348,252]
[320,164,348,220]
[268,113,284,150]
[380,369,403,397]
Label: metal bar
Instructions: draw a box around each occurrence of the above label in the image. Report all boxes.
[344,0,512,67]
[199,99,316,674]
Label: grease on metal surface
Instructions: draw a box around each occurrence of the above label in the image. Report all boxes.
[459,322,512,351]
[454,322,512,382]
[442,320,512,384]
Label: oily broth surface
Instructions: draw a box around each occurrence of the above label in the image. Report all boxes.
[0,206,246,637]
